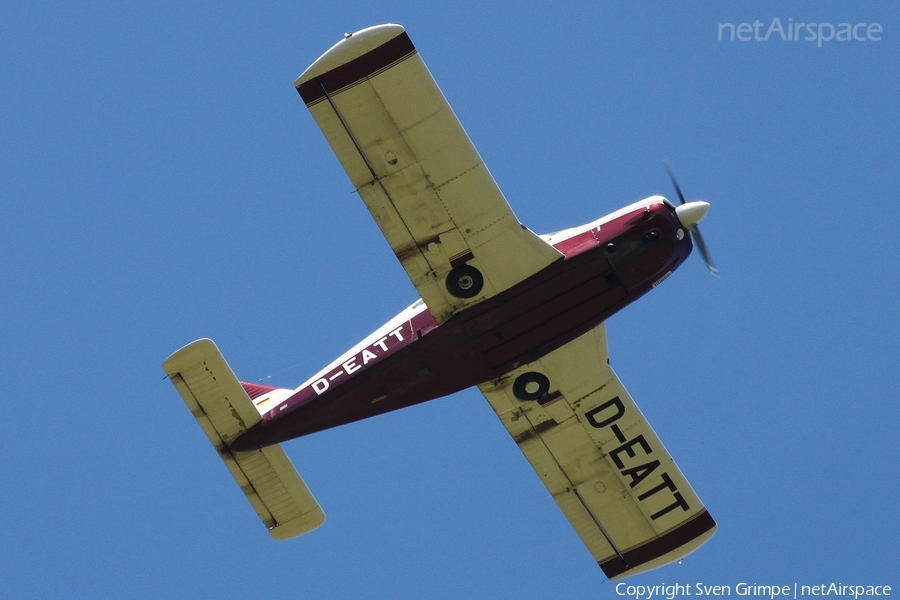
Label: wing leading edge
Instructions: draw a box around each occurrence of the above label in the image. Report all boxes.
[479,324,715,579]
[296,24,562,324]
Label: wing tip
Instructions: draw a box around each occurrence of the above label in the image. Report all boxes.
[268,507,327,540]
[162,337,218,374]
[296,23,407,86]
[601,509,717,579]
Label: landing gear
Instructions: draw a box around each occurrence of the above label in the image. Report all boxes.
[513,372,550,401]
[446,265,484,299]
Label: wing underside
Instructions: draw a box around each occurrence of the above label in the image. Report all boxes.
[296,24,562,323]
[479,324,715,579]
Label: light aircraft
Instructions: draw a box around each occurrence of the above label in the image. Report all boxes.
[163,23,718,580]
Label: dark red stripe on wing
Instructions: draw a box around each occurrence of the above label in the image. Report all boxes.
[599,509,716,579]
[296,32,416,104]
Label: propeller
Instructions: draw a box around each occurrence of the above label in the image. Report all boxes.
[664,162,719,277]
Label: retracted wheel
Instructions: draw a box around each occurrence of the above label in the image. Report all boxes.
[513,372,550,401]
[446,265,484,298]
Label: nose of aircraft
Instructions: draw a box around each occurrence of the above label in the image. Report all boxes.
[675,201,710,229]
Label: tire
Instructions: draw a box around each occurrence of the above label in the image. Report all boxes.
[446,265,484,299]
[513,372,550,401]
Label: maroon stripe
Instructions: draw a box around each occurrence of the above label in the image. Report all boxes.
[296,32,416,104]
[241,381,278,401]
[599,510,716,579]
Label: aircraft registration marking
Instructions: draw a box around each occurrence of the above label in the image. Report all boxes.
[266,301,438,417]
[310,325,408,395]
[584,396,691,521]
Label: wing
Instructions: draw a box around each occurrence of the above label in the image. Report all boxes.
[478,324,716,579]
[163,339,325,540]
[296,24,562,323]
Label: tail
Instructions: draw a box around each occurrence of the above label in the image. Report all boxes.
[162,338,325,540]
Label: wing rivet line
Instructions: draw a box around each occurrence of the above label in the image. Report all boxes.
[317,79,379,181]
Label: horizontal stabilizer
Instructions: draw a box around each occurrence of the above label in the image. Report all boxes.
[163,338,325,540]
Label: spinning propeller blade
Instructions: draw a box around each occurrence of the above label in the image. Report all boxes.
[665,162,719,277]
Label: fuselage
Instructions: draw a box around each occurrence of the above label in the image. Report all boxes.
[231,196,693,451]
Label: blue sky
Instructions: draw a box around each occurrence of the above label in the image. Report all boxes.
[2,2,897,598]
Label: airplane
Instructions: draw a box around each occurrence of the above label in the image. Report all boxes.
[163,23,718,580]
